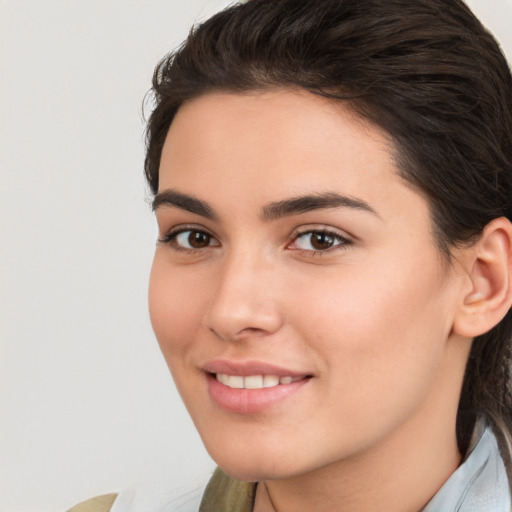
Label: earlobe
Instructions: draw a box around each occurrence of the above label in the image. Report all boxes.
[453,217,512,338]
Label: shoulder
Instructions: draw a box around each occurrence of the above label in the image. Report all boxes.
[66,494,118,512]
[105,472,213,512]
[65,468,246,512]
[199,468,256,512]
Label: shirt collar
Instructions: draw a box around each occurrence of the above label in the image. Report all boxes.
[423,416,511,512]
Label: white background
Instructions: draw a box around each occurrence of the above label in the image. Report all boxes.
[1,1,511,511]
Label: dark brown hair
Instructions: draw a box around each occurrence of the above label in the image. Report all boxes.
[144,0,512,463]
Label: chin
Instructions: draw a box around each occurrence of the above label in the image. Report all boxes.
[216,460,293,483]
[204,442,317,483]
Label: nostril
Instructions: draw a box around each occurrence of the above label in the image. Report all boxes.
[203,284,284,342]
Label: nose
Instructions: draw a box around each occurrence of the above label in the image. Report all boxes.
[203,251,284,342]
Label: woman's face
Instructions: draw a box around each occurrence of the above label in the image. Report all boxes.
[149,90,467,481]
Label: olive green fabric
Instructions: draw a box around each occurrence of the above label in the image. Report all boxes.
[199,467,256,512]
[66,493,118,512]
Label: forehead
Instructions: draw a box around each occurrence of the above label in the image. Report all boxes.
[162,90,392,181]
[166,89,392,154]
[158,89,429,229]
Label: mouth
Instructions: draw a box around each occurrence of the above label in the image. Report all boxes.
[203,362,313,414]
[214,373,305,389]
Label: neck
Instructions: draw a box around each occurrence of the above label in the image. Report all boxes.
[254,410,461,512]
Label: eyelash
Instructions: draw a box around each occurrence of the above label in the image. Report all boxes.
[158,226,218,252]
[158,227,352,256]
[288,229,352,256]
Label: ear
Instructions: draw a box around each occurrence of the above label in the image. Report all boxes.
[453,217,512,338]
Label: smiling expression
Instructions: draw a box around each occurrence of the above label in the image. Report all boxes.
[148,89,468,482]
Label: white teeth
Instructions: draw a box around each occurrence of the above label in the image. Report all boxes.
[263,375,279,388]
[228,375,245,389]
[216,373,302,389]
[244,375,263,389]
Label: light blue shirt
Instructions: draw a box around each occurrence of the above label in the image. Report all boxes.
[424,418,511,511]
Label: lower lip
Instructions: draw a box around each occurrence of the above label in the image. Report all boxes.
[207,374,310,414]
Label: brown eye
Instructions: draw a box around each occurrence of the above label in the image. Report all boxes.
[188,231,211,248]
[166,229,218,250]
[310,232,335,250]
[289,230,351,253]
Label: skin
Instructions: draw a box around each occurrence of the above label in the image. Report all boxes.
[149,89,474,512]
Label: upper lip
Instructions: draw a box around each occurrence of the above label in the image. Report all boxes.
[203,359,311,378]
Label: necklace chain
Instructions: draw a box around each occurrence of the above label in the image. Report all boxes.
[263,481,278,512]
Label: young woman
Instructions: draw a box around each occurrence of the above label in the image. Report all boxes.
[69,0,512,510]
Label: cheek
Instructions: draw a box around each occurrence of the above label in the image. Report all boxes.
[148,256,208,358]
[287,253,452,408]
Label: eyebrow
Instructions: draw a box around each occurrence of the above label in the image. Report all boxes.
[152,189,217,219]
[152,189,378,220]
[261,192,378,220]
